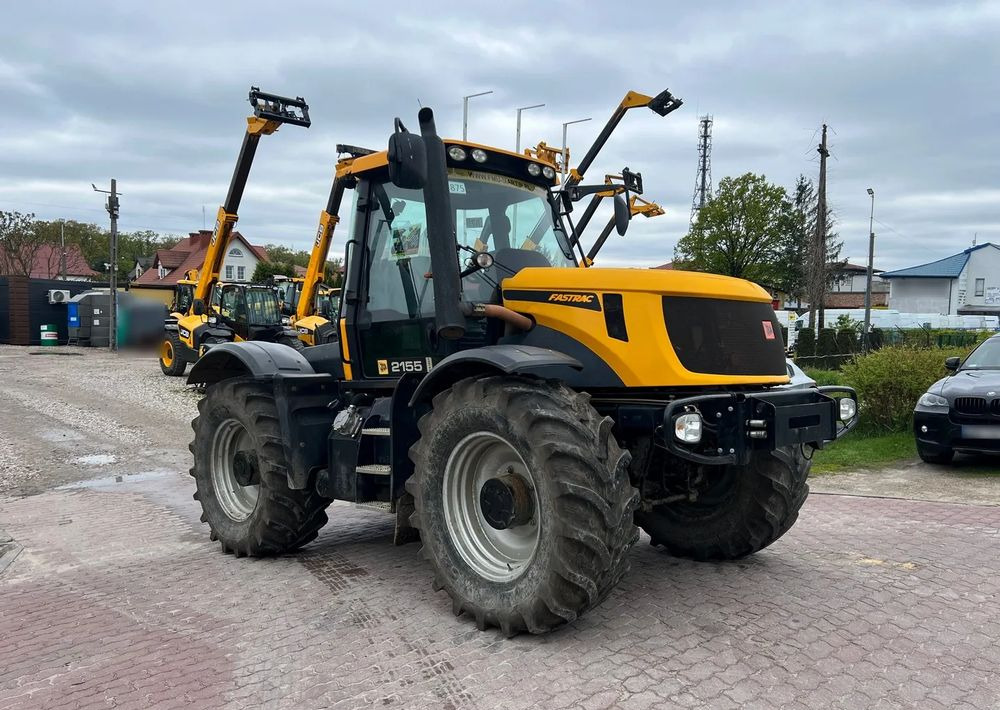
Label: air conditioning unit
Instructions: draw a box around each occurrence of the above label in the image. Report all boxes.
[48,289,70,304]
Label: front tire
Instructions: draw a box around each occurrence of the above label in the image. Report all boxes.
[406,376,639,636]
[637,447,810,561]
[159,334,187,376]
[190,377,330,556]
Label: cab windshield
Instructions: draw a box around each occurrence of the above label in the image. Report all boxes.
[363,169,574,319]
[961,338,1000,370]
[244,288,281,326]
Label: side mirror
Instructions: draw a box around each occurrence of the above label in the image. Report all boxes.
[944,356,960,372]
[192,299,206,316]
[613,195,630,236]
[387,121,427,190]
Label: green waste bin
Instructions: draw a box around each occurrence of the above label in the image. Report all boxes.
[40,324,58,346]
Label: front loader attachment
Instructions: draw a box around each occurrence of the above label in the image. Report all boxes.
[248,87,311,128]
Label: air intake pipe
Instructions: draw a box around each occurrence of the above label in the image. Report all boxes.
[418,107,466,340]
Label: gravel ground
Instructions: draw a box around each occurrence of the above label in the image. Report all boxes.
[0,345,200,494]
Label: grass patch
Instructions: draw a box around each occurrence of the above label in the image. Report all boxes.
[810,430,916,474]
[802,368,846,386]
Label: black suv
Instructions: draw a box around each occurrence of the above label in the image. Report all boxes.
[913,334,1000,463]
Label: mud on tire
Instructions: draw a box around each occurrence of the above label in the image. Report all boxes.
[637,447,810,561]
[406,375,639,636]
[190,377,329,556]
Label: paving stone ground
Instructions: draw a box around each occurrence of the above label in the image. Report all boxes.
[2,348,1000,708]
[3,473,1000,709]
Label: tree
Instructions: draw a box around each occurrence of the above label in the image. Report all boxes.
[674,173,796,286]
[252,260,297,282]
[0,210,48,276]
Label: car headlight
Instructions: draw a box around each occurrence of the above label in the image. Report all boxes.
[917,392,948,408]
[839,398,857,422]
[674,413,703,443]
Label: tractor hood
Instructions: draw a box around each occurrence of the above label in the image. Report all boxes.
[499,267,788,389]
[501,267,774,303]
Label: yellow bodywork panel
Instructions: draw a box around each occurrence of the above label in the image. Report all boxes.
[501,268,789,388]
[292,315,329,346]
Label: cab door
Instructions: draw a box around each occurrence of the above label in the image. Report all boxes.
[218,285,251,341]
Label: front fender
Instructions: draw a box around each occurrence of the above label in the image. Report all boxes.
[187,341,315,387]
[408,345,582,406]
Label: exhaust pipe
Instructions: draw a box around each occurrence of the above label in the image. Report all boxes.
[418,107,466,340]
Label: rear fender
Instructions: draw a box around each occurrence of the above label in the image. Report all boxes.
[187,341,315,387]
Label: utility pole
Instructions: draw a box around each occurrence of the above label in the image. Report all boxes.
[561,117,592,182]
[515,103,545,153]
[690,115,713,228]
[862,188,876,351]
[462,90,493,141]
[59,221,67,280]
[93,180,120,352]
[808,125,829,330]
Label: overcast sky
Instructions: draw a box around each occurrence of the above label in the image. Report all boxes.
[2,1,998,271]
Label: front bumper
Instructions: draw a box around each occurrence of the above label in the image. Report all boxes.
[914,410,1000,454]
[662,386,857,466]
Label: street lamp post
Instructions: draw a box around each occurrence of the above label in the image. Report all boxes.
[863,187,875,351]
[462,90,494,141]
[561,117,592,181]
[515,103,545,153]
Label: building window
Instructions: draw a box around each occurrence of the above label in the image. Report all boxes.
[228,247,244,257]
[237,266,245,281]
[975,278,985,297]
[225,265,233,280]
[157,264,165,279]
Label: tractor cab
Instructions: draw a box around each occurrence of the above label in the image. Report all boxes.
[212,283,285,342]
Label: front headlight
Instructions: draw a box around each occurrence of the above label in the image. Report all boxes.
[839,398,857,422]
[674,413,703,443]
[917,392,949,409]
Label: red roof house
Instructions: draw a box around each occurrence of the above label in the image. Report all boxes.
[133,231,268,286]
[0,243,98,279]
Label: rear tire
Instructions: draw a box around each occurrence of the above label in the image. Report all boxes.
[406,376,639,636]
[190,377,329,556]
[637,447,809,561]
[159,334,187,376]
[278,334,305,351]
[918,445,954,465]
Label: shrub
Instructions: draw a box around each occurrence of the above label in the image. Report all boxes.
[803,368,845,387]
[797,327,815,356]
[816,328,838,356]
[837,328,857,354]
[841,346,971,433]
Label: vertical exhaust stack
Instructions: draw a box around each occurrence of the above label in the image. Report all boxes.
[418,107,466,340]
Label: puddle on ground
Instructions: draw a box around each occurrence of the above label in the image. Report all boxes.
[57,469,176,490]
[72,454,118,466]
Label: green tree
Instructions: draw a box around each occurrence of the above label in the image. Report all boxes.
[0,210,48,276]
[675,173,795,285]
[252,260,297,282]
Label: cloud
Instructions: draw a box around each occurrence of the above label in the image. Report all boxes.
[0,0,998,272]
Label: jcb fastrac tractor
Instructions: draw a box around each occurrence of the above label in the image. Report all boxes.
[159,88,309,376]
[186,90,858,636]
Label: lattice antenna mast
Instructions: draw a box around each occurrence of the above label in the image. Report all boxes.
[689,115,713,228]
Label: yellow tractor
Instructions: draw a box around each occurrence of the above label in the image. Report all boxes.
[185,90,858,636]
[274,276,341,346]
[158,88,309,376]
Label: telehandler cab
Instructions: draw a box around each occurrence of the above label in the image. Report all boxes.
[159,88,309,376]
[186,89,858,636]
[274,276,341,346]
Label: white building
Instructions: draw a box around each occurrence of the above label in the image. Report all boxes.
[880,243,1000,315]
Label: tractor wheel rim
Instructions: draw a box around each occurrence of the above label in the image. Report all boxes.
[210,418,259,521]
[160,340,173,366]
[443,431,539,582]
